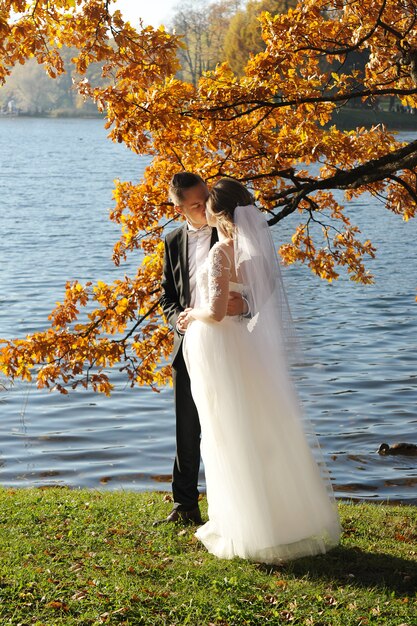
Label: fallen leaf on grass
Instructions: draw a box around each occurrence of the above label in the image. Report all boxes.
[96,592,110,600]
[264,594,278,605]
[69,563,83,573]
[71,591,88,601]
[107,527,128,536]
[280,610,294,621]
[275,579,287,589]
[46,600,69,611]
[99,607,129,622]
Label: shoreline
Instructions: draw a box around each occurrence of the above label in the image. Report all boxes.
[0,111,103,119]
[2,483,416,506]
[1,107,417,130]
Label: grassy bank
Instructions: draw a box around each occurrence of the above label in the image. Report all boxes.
[0,488,415,625]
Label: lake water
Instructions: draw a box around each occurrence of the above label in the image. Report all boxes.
[1,118,416,503]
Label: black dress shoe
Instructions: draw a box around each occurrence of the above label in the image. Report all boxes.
[153,505,203,526]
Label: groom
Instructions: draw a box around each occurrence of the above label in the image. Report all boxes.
[157,172,246,525]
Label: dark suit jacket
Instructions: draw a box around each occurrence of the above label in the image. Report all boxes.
[160,223,218,366]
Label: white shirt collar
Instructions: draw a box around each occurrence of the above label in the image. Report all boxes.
[187,223,211,234]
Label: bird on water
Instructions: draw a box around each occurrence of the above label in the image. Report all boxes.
[377,443,417,456]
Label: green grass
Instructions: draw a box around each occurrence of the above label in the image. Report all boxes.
[0,488,415,625]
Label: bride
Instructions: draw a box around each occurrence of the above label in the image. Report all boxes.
[180,178,341,564]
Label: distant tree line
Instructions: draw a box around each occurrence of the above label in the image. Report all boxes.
[0,46,103,115]
[0,0,297,115]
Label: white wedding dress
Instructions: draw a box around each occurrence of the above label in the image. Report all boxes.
[183,210,341,564]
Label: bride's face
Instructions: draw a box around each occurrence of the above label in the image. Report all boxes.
[205,198,218,228]
[205,206,217,228]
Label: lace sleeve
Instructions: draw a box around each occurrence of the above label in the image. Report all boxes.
[208,244,231,321]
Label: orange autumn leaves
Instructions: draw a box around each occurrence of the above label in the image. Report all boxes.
[1,0,417,392]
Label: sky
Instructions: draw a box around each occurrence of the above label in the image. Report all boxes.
[112,0,181,27]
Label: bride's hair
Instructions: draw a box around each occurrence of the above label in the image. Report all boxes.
[207,178,254,238]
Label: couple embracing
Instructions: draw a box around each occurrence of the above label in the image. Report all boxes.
[158,172,341,564]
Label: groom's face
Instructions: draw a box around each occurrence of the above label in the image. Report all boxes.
[176,182,209,229]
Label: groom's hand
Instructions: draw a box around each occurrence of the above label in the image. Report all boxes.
[227,292,248,317]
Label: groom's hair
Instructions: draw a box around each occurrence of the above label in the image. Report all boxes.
[169,172,206,205]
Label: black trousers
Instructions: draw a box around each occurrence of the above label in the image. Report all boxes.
[172,352,201,511]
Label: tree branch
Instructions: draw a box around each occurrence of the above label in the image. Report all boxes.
[185,86,417,120]
[267,138,417,225]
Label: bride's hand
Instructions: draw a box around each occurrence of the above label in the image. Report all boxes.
[183,307,194,322]
[177,308,194,332]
